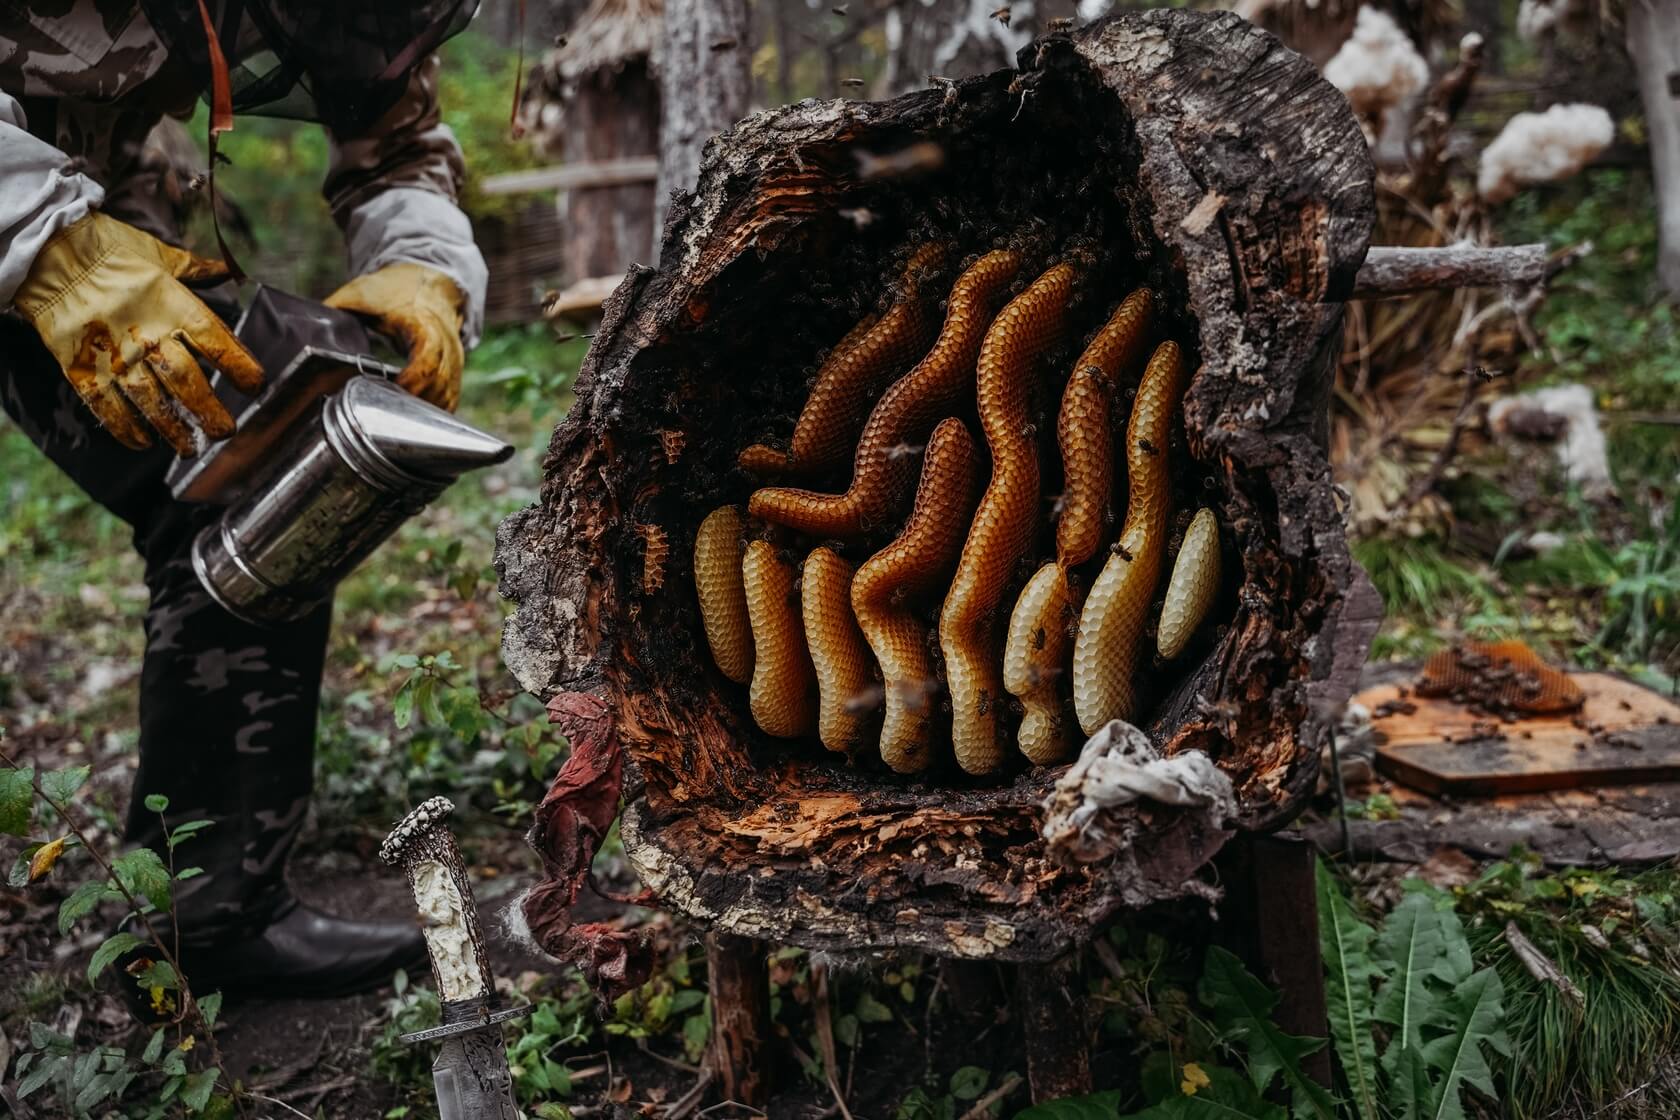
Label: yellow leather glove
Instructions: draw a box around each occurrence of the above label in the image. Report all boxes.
[13,212,264,457]
[324,263,466,412]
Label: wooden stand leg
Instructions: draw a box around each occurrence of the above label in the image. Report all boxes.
[1221,833,1332,1086]
[707,931,772,1107]
[1014,955,1092,1102]
[941,958,1002,1029]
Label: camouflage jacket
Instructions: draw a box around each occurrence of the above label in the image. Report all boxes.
[0,1,488,340]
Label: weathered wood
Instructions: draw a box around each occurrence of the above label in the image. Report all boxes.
[481,157,661,197]
[1365,672,1680,796]
[498,10,1378,962]
[562,69,660,286]
[1014,957,1093,1102]
[707,931,772,1107]
[544,274,626,320]
[1351,244,1549,298]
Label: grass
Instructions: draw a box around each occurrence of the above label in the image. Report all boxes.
[1456,856,1680,1118]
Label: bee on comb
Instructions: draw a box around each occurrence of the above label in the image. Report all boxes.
[1415,639,1584,718]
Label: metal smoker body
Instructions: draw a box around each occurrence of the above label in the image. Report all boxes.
[382,797,528,1120]
[167,287,514,627]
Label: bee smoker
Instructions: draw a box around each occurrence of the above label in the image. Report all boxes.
[167,287,514,627]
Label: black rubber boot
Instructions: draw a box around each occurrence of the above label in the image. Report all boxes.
[112,896,427,1021]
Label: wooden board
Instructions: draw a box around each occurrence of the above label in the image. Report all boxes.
[1363,672,1680,796]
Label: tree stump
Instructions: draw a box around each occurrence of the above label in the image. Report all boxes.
[499,3,1379,981]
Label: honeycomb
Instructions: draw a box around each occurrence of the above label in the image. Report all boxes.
[1415,639,1585,716]
[694,244,1229,775]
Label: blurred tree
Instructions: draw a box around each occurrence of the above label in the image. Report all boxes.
[1627,0,1680,296]
[657,0,752,231]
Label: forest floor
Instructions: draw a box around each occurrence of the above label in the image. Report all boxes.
[2,175,1678,1118]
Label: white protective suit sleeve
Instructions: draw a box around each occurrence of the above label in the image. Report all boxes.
[340,185,489,347]
[0,91,105,307]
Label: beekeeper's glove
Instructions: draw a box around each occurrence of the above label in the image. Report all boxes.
[324,263,466,412]
[12,212,264,457]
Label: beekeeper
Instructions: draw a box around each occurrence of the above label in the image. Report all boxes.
[0,1,489,1004]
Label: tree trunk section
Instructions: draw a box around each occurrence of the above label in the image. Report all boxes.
[656,0,752,236]
[499,10,1380,964]
[1628,0,1680,297]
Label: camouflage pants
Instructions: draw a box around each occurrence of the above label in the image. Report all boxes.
[0,312,329,943]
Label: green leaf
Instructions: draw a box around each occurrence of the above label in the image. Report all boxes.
[418,676,446,727]
[168,820,216,848]
[8,844,41,888]
[834,1012,859,1048]
[198,991,223,1027]
[59,880,121,935]
[1419,969,1509,1120]
[1198,947,1336,1120]
[1316,861,1382,1120]
[0,766,35,836]
[1013,1090,1124,1120]
[88,931,145,983]
[142,1028,166,1064]
[393,680,416,729]
[855,991,895,1023]
[682,1007,711,1063]
[40,766,90,805]
[135,958,180,991]
[143,793,169,813]
[669,988,705,1014]
[17,1051,68,1098]
[950,1066,990,1100]
[1388,1045,1434,1120]
[181,1066,219,1112]
[1373,893,1456,1059]
[112,847,173,911]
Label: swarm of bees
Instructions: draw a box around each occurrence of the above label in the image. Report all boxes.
[692,242,1226,776]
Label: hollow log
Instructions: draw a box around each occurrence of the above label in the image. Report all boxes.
[498,9,1382,963]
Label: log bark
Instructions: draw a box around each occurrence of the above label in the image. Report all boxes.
[1351,244,1550,299]
[499,10,1379,963]
[1627,0,1680,297]
[656,0,752,236]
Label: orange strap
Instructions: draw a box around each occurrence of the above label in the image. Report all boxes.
[195,0,247,282]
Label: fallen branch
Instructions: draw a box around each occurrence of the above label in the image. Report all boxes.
[811,964,857,1120]
[1504,921,1586,1009]
[1399,364,1490,511]
[1352,243,1549,298]
[663,1062,718,1120]
[958,1073,1025,1120]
